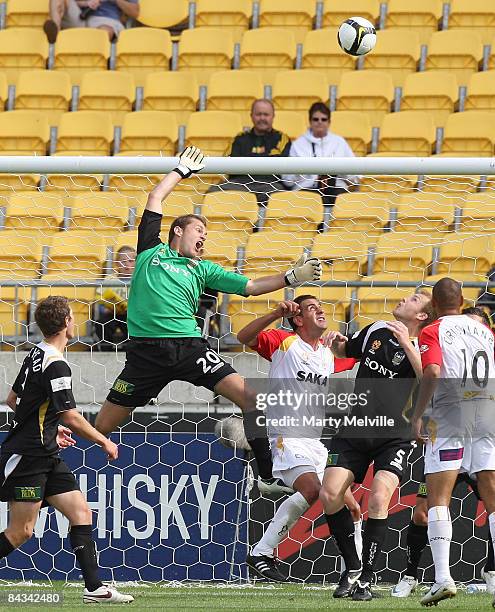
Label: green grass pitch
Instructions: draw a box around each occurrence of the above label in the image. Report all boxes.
[0,582,490,611]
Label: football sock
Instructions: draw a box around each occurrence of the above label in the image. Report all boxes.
[252,492,309,558]
[360,517,388,584]
[243,411,273,479]
[487,513,495,573]
[428,506,452,583]
[354,519,363,561]
[0,532,15,558]
[70,525,104,592]
[326,506,361,572]
[406,520,428,579]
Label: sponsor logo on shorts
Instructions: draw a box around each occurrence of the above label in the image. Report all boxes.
[326,453,339,466]
[439,448,464,462]
[417,482,428,497]
[111,378,135,395]
[15,486,42,501]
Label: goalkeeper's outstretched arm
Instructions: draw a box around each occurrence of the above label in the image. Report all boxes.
[146,146,205,214]
[245,253,322,296]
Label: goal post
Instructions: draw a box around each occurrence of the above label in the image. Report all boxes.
[0,155,492,586]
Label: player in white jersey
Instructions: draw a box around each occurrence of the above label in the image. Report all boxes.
[237,295,361,581]
[412,278,495,607]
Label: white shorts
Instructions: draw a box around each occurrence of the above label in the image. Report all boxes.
[271,437,328,488]
[425,436,495,477]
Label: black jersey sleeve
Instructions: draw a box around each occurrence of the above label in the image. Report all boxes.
[345,324,373,359]
[11,357,29,394]
[43,360,76,413]
[137,209,163,254]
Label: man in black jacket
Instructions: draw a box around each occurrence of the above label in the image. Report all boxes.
[211,99,291,206]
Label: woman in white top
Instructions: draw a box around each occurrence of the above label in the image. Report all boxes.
[283,102,358,205]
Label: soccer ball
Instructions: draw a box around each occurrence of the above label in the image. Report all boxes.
[338,17,377,56]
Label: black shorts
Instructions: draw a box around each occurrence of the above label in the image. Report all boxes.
[326,437,416,483]
[0,454,79,505]
[107,337,237,408]
[417,472,481,499]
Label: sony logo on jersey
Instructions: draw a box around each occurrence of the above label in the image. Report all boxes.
[296,371,328,386]
[151,257,191,278]
[364,356,398,378]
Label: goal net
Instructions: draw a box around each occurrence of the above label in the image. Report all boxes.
[0,155,492,586]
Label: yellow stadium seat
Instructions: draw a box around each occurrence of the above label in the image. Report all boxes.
[240,28,296,85]
[68,194,129,232]
[436,233,495,280]
[54,28,110,86]
[15,70,71,126]
[201,191,258,234]
[244,231,311,277]
[322,0,380,28]
[336,71,394,127]
[392,193,456,233]
[186,111,243,156]
[421,175,480,195]
[449,0,495,45]
[44,231,108,278]
[372,232,437,279]
[259,0,315,44]
[352,281,420,328]
[329,192,389,235]
[195,0,251,43]
[312,232,370,281]
[127,191,196,227]
[302,28,356,86]
[5,192,65,233]
[272,70,329,113]
[400,71,458,127]
[385,0,443,44]
[0,73,9,114]
[0,28,48,85]
[137,0,189,28]
[272,110,307,141]
[78,71,135,126]
[118,111,178,156]
[206,70,264,127]
[263,191,322,234]
[178,28,234,82]
[425,30,483,86]
[465,71,495,112]
[227,288,286,335]
[378,111,436,156]
[114,230,138,254]
[440,111,495,156]
[6,0,49,28]
[330,111,371,157]
[143,71,198,124]
[459,193,495,233]
[0,110,49,155]
[204,230,246,268]
[55,111,113,156]
[359,153,418,194]
[362,29,421,87]
[115,28,172,88]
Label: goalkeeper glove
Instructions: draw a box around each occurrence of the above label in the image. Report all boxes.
[173,146,205,179]
[284,253,322,286]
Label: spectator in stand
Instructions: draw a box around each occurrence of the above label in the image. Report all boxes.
[94,245,136,347]
[44,0,140,43]
[283,103,358,208]
[209,99,291,206]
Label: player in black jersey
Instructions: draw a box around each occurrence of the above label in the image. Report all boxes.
[319,290,434,601]
[0,297,132,604]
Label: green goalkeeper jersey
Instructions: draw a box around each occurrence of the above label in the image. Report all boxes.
[127,210,249,338]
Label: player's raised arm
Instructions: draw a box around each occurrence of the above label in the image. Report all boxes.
[146,146,205,214]
[237,300,300,347]
[245,253,323,296]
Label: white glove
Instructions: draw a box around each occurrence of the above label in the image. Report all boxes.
[285,253,322,286]
[173,146,205,179]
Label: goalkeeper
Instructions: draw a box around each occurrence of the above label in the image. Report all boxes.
[95,146,322,487]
